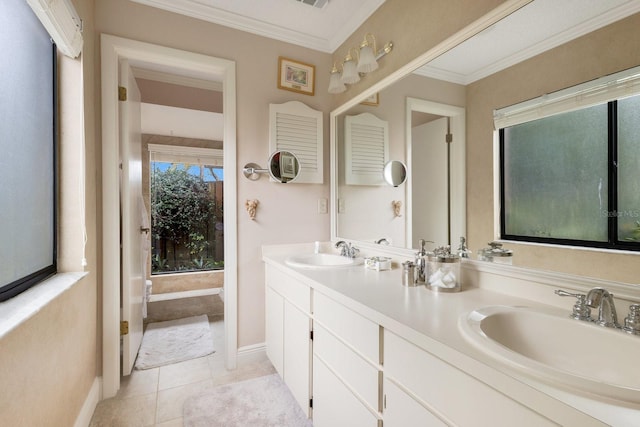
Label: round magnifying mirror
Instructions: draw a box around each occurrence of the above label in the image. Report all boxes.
[383,160,407,187]
[268,150,301,183]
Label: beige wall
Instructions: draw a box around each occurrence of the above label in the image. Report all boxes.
[466,13,640,284]
[0,0,99,425]
[95,0,334,348]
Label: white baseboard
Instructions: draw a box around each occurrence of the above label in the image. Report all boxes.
[74,377,102,427]
[237,342,266,357]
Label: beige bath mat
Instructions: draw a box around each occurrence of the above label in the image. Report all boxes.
[135,314,214,370]
[183,374,313,427]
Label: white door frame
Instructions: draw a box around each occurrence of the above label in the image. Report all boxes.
[101,33,238,399]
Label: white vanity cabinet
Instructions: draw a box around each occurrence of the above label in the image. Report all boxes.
[312,291,383,427]
[264,264,312,416]
[384,330,559,427]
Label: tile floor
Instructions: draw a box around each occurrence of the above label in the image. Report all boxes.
[89,314,275,427]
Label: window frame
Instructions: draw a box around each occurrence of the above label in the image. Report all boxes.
[0,37,58,301]
[498,99,639,252]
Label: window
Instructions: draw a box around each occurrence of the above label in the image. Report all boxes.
[0,0,57,301]
[149,146,224,274]
[499,85,640,251]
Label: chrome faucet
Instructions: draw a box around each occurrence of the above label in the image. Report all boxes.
[585,287,621,328]
[554,289,592,321]
[335,241,359,259]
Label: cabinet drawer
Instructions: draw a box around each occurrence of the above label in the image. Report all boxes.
[314,291,380,364]
[384,330,555,426]
[313,323,380,411]
[266,264,311,314]
[313,354,381,427]
[383,378,446,427]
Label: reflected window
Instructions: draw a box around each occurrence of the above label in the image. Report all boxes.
[500,94,640,250]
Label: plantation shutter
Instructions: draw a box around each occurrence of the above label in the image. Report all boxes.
[344,112,389,185]
[269,101,323,184]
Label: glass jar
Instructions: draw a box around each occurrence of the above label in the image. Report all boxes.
[478,241,513,265]
[426,247,461,293]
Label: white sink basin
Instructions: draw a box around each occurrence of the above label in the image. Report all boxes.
[285,253,362,269]
[459,305,640,403]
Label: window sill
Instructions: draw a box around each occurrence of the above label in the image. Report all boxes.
[0,272,88,340]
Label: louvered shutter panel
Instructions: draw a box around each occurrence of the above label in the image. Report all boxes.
[269,101,323,184]
[345,113,389,185]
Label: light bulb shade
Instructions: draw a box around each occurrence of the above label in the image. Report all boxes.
[341,59,360,84]
[328,71,346,94]
[357,45,378,73]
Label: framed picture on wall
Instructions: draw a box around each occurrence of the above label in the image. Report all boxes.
[278,57,315,96]
[361,92,379,106]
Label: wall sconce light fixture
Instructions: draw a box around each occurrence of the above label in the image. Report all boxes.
[328,33,393,94]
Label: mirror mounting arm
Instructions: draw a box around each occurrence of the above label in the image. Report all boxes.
[243,163,269,181]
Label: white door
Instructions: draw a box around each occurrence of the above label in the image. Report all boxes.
[119,59,145,376]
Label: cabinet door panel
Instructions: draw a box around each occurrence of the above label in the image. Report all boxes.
[312,354,380,427]
[383,378,446,427]
[284,300,311,416]
[314,291,379,364]
[265,286,284,376]
[313,323,379,410]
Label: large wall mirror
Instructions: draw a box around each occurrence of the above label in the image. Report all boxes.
[331,0,640,278]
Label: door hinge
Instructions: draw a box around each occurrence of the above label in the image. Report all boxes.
[120,320,129,335]
[118,86,127,101]
[310,330,314,340]
[309,398,313,409]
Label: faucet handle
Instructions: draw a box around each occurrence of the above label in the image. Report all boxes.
[350,246,360,259]
[555,289,592,321]
[623,304,640,335]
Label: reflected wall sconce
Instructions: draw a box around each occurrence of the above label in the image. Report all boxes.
[328,33,393,94]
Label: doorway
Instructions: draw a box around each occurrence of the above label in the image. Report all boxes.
[101,34,238,399]
[405,98,466,249]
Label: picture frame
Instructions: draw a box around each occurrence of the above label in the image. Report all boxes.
[278,56,315,96]
[361,92,379,106]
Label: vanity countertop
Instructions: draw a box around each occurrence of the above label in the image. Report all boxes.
[263,243,640,426]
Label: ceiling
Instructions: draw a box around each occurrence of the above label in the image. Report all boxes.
[130,0,386,53]
[131,0,640,85]
[416,0,640,84]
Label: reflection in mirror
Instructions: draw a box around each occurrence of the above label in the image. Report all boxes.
[332,1,640,277]
[408,99,465,248]
[383,161,407,187]
[268,150,300,183]
[334,78,466,249]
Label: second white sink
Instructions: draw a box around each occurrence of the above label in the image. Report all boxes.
[459,305,640,403]
[285,253,363,269]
